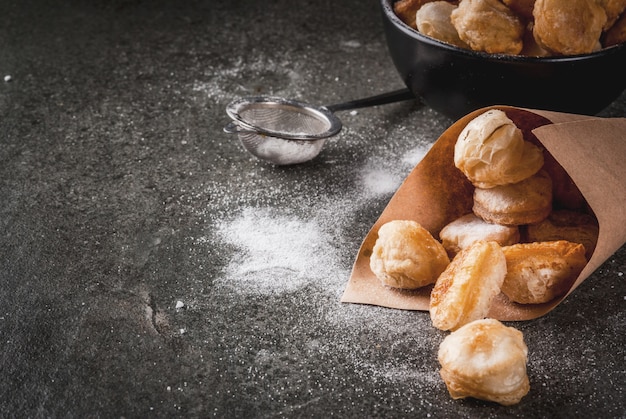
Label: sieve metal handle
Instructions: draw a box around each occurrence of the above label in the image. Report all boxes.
[324,88,415,112]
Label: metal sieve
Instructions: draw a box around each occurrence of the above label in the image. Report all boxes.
[223,88,415,165]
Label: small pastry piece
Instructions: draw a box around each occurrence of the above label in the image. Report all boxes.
[416,2,469,48]
[370,220,450,290]
[501,240,587,304]
[473,170,553,226]
[454,109,544,189]
[438,318,530,406]
[598,0,626,31]
[451,0,525,55]
[604,11,626,47]
[502,0,536,21]
[393,0,437,29]
[533,0,607,55]
[439,213,520,257]
[527,210,599,259]
[430,241,506,331]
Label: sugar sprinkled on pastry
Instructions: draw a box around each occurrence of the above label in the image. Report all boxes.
[473,170,552,226]
[501,240,587,304]
[438,318,530,406]
[439,213,520,257]
[451,0,525,55]
[430,240,506,331]
[369,220,450,290]
[416,1,469,48]
[454,109,544,188]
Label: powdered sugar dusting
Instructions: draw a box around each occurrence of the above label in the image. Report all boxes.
[215,207,344,294]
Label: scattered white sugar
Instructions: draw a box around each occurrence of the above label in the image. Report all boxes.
[214,207,343,294]
[179,328,186,334]
[359,166,402,197]
[340,40,362,49]
[175,300,185,309]
[3,75,11,82]
[402,145,429,167]
[350,110,358,116]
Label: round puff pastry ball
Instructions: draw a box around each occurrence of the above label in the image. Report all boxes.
[370,220,450,290]
[416,1,469,48]
[438,318,530,406]
[533,0,606,55]
[473,170,553,226]
[451,0,525,55]
[439,213,520,257]
[430,241,506,331]
[501,240,587,304]
[454,109,544,189]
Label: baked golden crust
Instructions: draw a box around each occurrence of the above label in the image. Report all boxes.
[430,241,506,331]
[393,0,438,29]
[416,1,469,48]
[451,0,525,54]
[532,0,607,55]
[501,240,587,304]
[527,210,599,259]
[454,109,544,189]
[473,170,553,226]
[438,318,530,406]
[370,220,450,289]
[439,213,520,257]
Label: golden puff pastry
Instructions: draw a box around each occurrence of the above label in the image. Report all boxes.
[533,0,606,55]
[501,240,587,304]
[438,318,530,406]
[439,213,520,257]
[430,240,506,331]
[370,220,450,290]
[454,109,544,189]
[416,1,469,48]
[473,170,553,226]
[527,210,599,259]
[451,0,525,55]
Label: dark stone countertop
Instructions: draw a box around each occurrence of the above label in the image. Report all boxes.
[1,0,625,417]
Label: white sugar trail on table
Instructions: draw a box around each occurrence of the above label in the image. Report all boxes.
[211,144,431,296]
[215,207,343,294]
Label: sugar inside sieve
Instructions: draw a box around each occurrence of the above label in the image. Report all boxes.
[223,89,415,165]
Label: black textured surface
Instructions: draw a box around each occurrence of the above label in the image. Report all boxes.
[1,1,625,417]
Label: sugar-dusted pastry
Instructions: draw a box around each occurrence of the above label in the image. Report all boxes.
[451,0,525,55]
[501,240,587,304]
[369,220,450,290]
[527,210,599,259]
[439,213,520,257]
[438,318,530,406]
[533,0,606,55]
[393,0,437,29]
[430,241,506,331]
[416,1,469,48]
[473,170,552,226]
[454,109,544,189]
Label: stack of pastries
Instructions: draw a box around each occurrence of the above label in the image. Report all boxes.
[394,0,626,56]
[368,108,599,405]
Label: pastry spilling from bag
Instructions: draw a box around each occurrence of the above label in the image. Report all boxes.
[501,240,588,304]
[366,108,598,323]
[430,240,506,331]
[438,318,530,406]
[369,220,450,289]
[394,0,626,56]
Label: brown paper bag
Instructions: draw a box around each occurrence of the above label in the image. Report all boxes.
[341,106,626,321]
